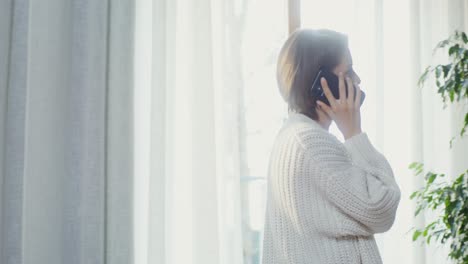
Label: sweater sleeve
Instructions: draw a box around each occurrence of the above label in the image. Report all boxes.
[298,131,401,237]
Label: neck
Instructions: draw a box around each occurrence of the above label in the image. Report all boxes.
[315,111,331,131]
[298,111,331,131]
[317,118,331,131]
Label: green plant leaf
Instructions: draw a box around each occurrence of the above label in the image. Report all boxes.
[427,173,437,184]
[442,64,451,78]
[461,32,468,43]
[415,206,424,216]
[418,67,431,87]
[426,235,432,244]
[413,230,422,241]
[409,162,424,176]
[409,162,419,169]
[449,44,460,57]
[435,66,442,79]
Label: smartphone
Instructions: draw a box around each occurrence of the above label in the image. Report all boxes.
[309,68,365,107]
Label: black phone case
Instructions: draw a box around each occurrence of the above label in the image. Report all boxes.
[309,69,366,107]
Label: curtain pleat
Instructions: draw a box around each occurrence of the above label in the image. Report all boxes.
[2,0,31,262]
[0,1,135,264]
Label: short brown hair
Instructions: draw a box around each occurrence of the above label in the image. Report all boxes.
[276,29,348,120]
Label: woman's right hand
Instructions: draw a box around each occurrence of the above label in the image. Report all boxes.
[316,72,363,140]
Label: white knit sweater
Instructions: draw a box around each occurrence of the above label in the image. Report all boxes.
[261,112,401,264]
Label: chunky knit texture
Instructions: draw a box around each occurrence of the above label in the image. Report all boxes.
[261,112,401,264]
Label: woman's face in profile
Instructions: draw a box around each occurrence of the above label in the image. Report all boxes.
[332,49,361,87]
[315,49,362,128]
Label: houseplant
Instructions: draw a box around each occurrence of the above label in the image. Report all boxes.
[410,31,468,264]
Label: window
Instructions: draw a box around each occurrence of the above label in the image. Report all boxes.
[237,0,288,263]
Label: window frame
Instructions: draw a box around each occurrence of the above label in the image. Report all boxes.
[288,0,301,34]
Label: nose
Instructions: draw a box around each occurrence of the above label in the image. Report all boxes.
[352,72,361,85]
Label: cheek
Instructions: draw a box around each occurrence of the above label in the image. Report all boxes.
[333,64,348,75]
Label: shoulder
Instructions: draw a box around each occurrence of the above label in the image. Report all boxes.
[291,124,351,162]
[281,113,346,152]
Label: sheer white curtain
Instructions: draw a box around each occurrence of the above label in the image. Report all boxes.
[408,1,468,263]
[0,1,135,263]
[150,0,244,263]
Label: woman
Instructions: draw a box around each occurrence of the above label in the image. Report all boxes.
[261,29,401,264]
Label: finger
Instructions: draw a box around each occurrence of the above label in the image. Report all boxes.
[354,85,362,108]
[320,77,337,109]
[316,100,335,118]
[338,72,346,101]
[346,76,355,104]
